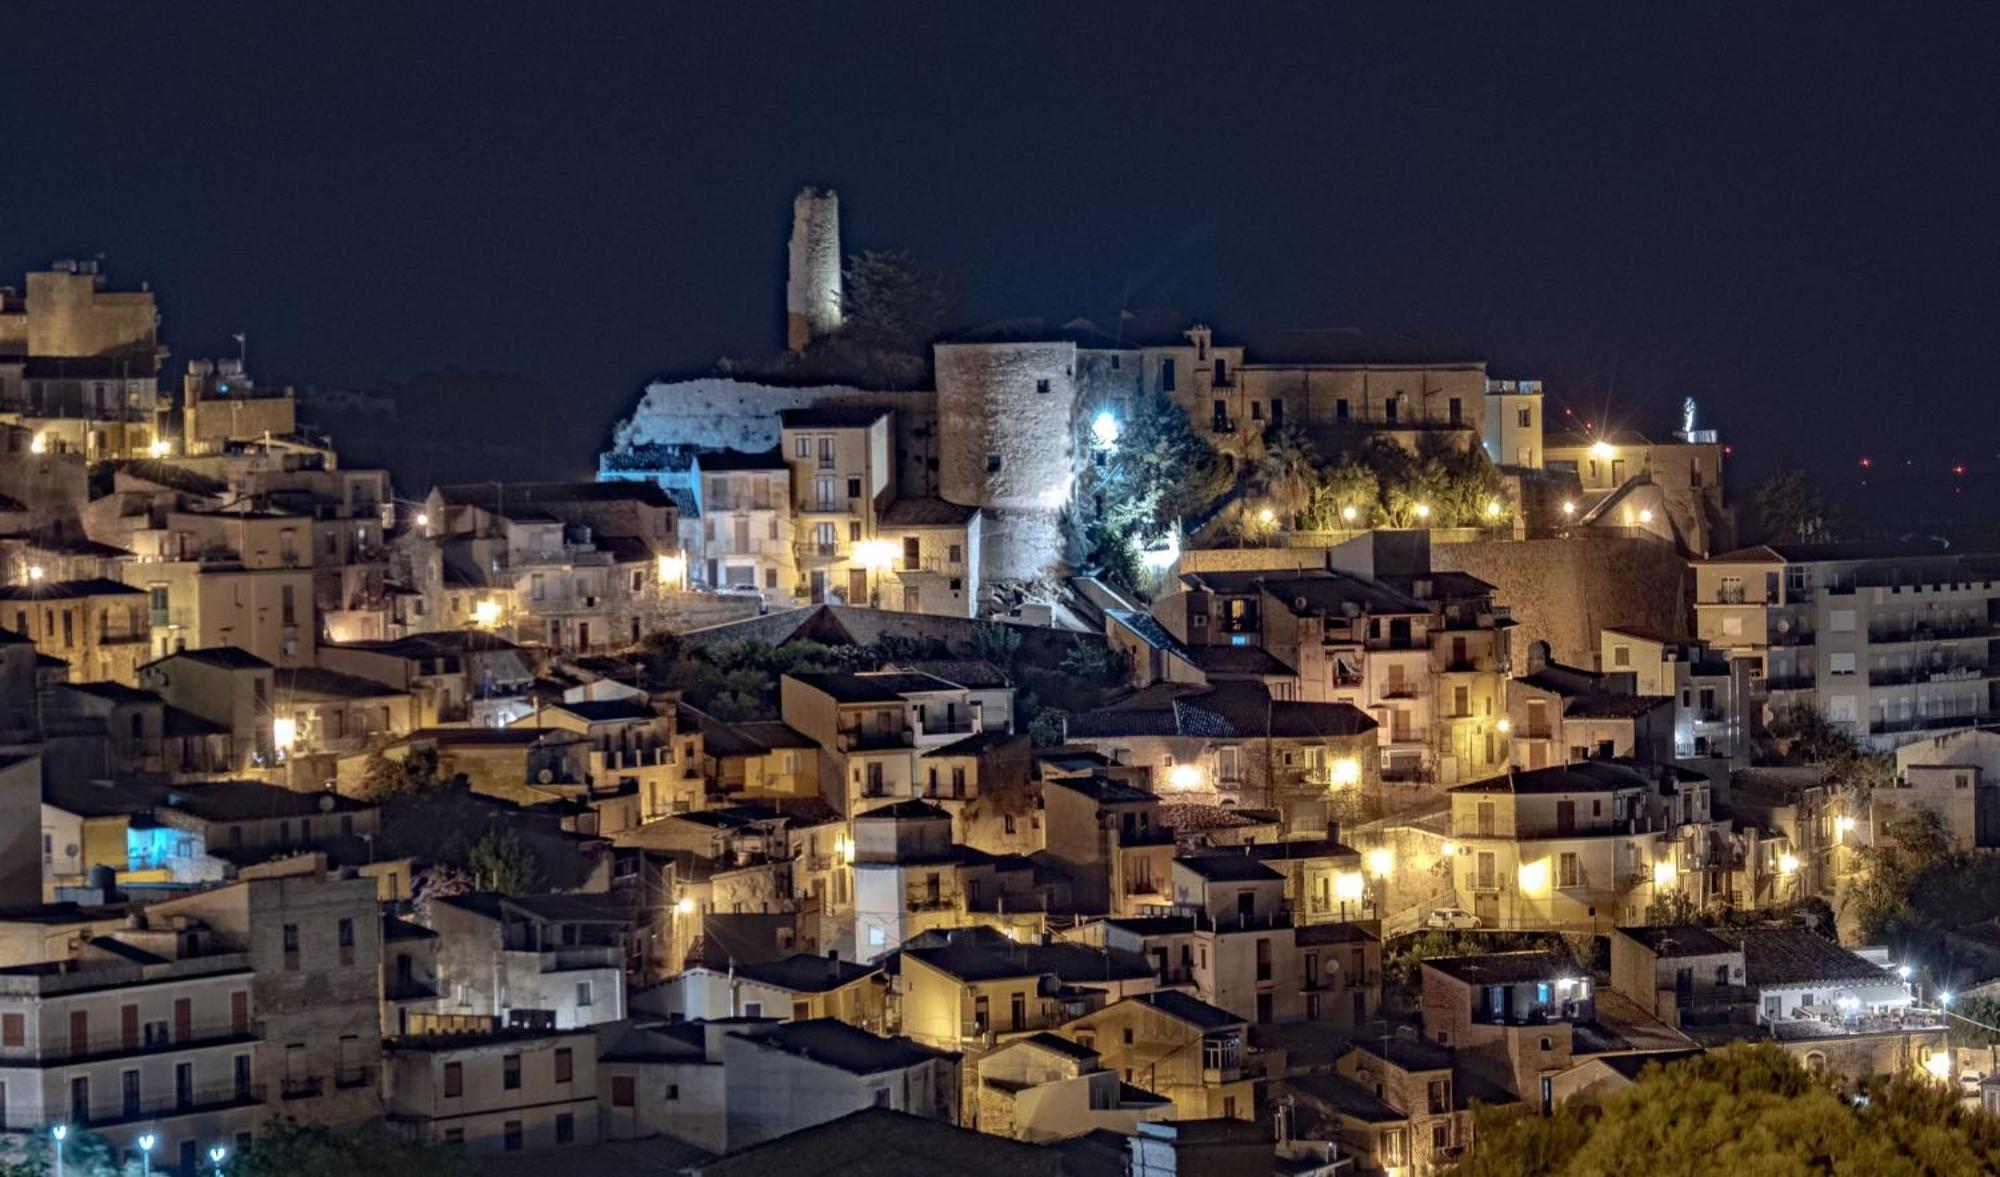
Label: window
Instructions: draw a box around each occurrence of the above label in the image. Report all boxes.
[443,1062,463,1097]
[872,1087,891,1107]
[502,1121,523,1152]
[1335,398,1349,422]
[795,437,810,458]
[338,917,355,966]
[1,1013,21,1046]
[1035,378,1051,394]
[577,981,593,1008]
[1159,358,1176,393]
[1829,609,1856,633]
[503,1053,521,1090]
[743,1002,763,1018]
[282,923,300,970]
[1830,653,1855,676]
[665,1083,679,1100]
[1432,1122,1451,1150]
[1518,407,1532,428]
[611,1075,636,1107]
[1612,644,1630,667]
[1559,852,1581,888]
[555,1113,574,1144]
[846,477,861,499]
[555,1047,573,1083]
[986,453,1002,474]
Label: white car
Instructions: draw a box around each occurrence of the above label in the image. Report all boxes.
[1426,907,1482,930]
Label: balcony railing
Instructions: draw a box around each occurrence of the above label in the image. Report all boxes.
[56,1083,265,1131]
[280,1074,325,1100]
[1870,622,1997,644]
[1869,664,1998,687]
[838,729,911,752]
[1872,712,2000,736]
[0,1021,257,1064]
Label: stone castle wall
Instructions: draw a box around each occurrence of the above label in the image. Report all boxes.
[1431,536,1691,670]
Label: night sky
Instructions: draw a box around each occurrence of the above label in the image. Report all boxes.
[6,3,1996,519]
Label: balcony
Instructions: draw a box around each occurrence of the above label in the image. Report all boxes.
[1869,621,1997,644]
[896,556,965,576]
[57,1083,265,1132]
[1763,675,1814,692]
[1872,712,2000,736]
[838,728,911,752]
[1210,417,1237,434]
[1868,664,1998,687]
[280,1075,325,1100]
[0,1021,259,1065]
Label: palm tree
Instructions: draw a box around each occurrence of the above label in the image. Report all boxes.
[1257,424,1319,524]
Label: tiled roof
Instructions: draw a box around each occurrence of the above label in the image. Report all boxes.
[1422,950,1579,985]
[1721,927,1894,987]
[732,1018,949,1075]
[1616,925,1736,958]
[878,497,979,527]
[1175,853,1285,883]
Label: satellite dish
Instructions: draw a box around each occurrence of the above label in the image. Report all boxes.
[63,843,79,858]
[537,769,556,784]
[318,794,336,813]
[1774,618,1791,634]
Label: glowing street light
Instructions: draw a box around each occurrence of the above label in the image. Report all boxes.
[1440,840,1458,858]
[1897,965,1913,981]
[1413,503,1432,522]
[471,598,503,628]
[674,897,695,915]
[27,565,45,583]
[271,716,298,756]
[52,1124,66,1177]
[1340,504,1358,524]
[1483,499,1503,519]
[147,439,173,459]
[1652,860,1678,889]
[1168,764,1205,790]
[1495,717,1512,735]
[1090,411,1119,448]
[1941,990,1955,1007]
[1590,439,1615,460]
[138,1133,156,1176]
[1366,848,1395,879]
[1256,507,1276,526]
[209,1145,228,1175]
[1560,500,1576,517]
[1777,852,1800,876]
[29,433,47,455]
[853,539,899,571]
[1638,509,1654,524]
[1327,757,1361,787]
[656,552,687,588]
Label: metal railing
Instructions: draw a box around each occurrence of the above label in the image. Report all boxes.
[0,1022,258,1065]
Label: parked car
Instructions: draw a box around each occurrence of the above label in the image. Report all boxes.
[1425,907,1482,930]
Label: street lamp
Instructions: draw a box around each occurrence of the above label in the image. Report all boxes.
[51,1124,66,1177]
[209,1144,228,1175]
[138,1132,156,1176]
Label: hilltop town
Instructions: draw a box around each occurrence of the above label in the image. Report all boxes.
[1,192,1998,1175]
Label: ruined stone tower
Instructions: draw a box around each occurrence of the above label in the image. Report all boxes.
[785,186,843,352]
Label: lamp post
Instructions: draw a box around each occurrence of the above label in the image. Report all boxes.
[209,1144,228,1175]
[137,1132,156,1176]
[51,1124,66,1177]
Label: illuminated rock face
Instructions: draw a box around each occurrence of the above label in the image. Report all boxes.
[786,187,843,352]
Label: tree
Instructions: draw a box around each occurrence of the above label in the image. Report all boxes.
[356,744,443,803]
[1455,1043,2000,1176]
[1299,458,1380,530]
[1255,424,1320,523]
[839,250,959,357]
[1114,394,1236,532]
[1753,467,1837,544]
[1027,708,1069,748]
[1849,806,1955,946]
[467,823,543,896]
[968,622,1021,672]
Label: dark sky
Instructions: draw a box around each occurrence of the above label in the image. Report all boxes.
[6,2,1996,513]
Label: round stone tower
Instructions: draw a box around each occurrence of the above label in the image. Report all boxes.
[785,186,843,352]
[935,339,1081,593]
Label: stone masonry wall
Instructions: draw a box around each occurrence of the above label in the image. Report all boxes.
[1431,536,1691,670]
